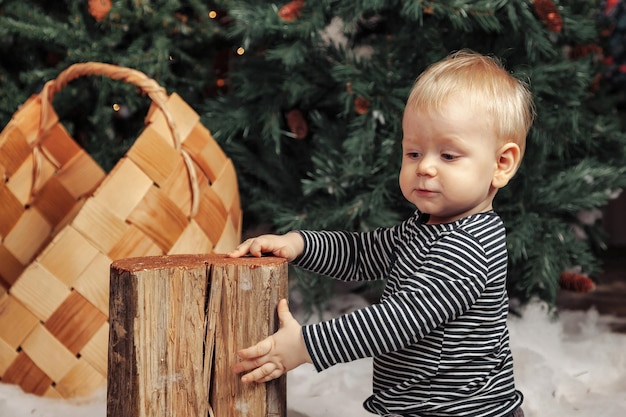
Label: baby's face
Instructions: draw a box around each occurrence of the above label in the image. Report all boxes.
[399,97,501,224]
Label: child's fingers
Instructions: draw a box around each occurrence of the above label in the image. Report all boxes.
[276,299,292,324]
[241,362,283,384]
[228,240,253,257]
[227,247,247,258]
[232,358,259,374]
[229,238,267,257]
[247,239,266,257]
[229,235,298,260]
[232,360,247,374]
[229,238,269,258]
[237,338,272,361]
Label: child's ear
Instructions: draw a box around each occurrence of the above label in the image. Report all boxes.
[492,142,521,189]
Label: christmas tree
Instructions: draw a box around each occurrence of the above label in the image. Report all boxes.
[1,0,625,312]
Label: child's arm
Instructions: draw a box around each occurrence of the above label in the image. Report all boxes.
[228,232,304,262]
[232,299,312,383]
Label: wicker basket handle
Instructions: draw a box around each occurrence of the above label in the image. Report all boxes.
[34,62,200,218]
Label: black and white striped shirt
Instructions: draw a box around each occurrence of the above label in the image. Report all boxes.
[294,211,523,416]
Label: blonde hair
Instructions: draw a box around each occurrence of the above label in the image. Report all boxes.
[406,50,535,157]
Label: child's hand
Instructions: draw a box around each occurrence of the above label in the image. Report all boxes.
[233,299,311,383]
[228,232,304,262]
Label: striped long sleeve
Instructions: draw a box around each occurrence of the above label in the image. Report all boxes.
[293,211,523,417]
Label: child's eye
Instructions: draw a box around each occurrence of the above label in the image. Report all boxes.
[441,153,458,161]
[406,152,421,159]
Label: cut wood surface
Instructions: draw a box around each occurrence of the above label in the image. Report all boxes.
[107,254,287,417]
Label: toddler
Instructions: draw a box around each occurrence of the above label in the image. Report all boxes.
[230,50,534,417]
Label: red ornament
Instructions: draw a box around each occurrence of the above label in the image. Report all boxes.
[568,44,603,60]
[590,73,602,94]
[286,109,308,140]
[532,0,563,33]
[278,0,305,22]
[559,271,596,293]
[605,0,619,14]
[88,0,112,21]
[354,96,370,115]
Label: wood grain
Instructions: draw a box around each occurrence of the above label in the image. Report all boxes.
[108,254,287,417]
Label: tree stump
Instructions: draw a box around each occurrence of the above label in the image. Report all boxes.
[107,254,288,417]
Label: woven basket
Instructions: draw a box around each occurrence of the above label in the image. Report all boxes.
[0,63,241,398]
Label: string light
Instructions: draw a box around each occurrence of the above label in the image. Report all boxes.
[208,10,217,19]
[236,47,245,55]
[113,103,120,112]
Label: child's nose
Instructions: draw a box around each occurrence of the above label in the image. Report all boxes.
[416,155,437,176]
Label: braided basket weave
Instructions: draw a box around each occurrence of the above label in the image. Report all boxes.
[0,63,241,398]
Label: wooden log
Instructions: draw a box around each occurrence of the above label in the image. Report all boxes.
[211,257,288,417]
[107,254,288,417]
